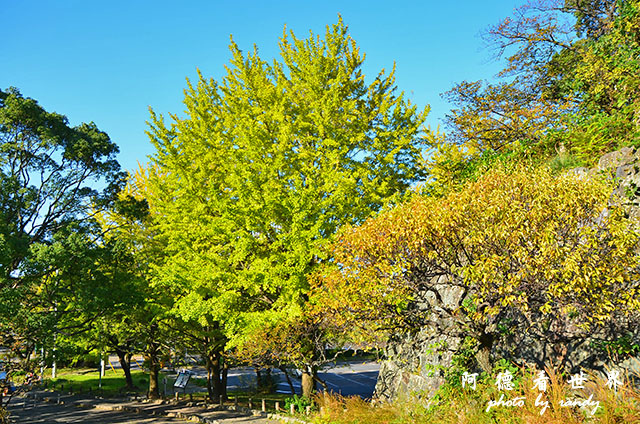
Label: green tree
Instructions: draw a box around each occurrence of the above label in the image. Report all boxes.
[94,168,172,399]
[146,18,428,397]
[0,87,124,414]
[0,87,124,358]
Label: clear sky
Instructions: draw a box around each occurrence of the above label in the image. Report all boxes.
[2,0,523,173]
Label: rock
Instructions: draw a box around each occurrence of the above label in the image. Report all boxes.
[374,274,467,400]
[570,167,590,178]
[598,147,635,171]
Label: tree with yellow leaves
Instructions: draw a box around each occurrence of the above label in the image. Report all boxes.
[316,165,640,372]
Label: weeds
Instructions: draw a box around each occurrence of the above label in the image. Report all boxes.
[311,364,640,424]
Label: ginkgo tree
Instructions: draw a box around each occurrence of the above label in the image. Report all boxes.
[93,167,173,399]
[145,17,428,397]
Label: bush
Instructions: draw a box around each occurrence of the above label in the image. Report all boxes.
[285,394,313,414]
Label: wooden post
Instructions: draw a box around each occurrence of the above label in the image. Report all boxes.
[57,394,61,404]
[175,392,179,401]
[189,393,193,401]
[290,403,295,415]
[219,394,223,407]
[261,398,266,412]
[248,397,252,409]
[275,401,280,411]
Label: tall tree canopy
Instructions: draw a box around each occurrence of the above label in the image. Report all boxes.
[146,17,428,396]
[93,170,171,399]
[0,87,125,369]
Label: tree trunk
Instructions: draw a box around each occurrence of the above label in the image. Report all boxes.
[476,332,494,373]
[205,355,215,401]
[279,366,296,395]
[212,353,224,399]
[148,363,160,399]
[265,368,272,393]
[145,348,161,399]
[313,373,328,391]
[205,352,225,400]
[115,349,134,390]
[221,361,228,399]
[255,367,262,391]
[301,369,315,398]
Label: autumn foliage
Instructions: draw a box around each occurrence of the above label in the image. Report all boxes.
[430,0,640,190]
[315,165,640,353]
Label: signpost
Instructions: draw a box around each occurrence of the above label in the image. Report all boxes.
[173,370,191,397]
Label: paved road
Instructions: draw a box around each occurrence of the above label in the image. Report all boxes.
[101,356,379,398]
[194,361,380,398]
[317,361,379,397]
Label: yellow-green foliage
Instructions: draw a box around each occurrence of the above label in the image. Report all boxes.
[316,165,640,333]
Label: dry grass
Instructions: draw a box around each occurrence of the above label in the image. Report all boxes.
[310,365,640,424]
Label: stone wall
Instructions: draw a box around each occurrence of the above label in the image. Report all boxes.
[375,279,467,400]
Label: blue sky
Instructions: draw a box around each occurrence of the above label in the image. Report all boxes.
[2,1,523,173]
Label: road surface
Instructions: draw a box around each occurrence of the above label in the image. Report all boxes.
[106,356,380,398]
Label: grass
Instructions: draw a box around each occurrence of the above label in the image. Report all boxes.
[46,368,165,397]
[42,366,298,409]
[307,366,640,424]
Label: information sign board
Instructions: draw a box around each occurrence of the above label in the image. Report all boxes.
[173,371,190,389]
